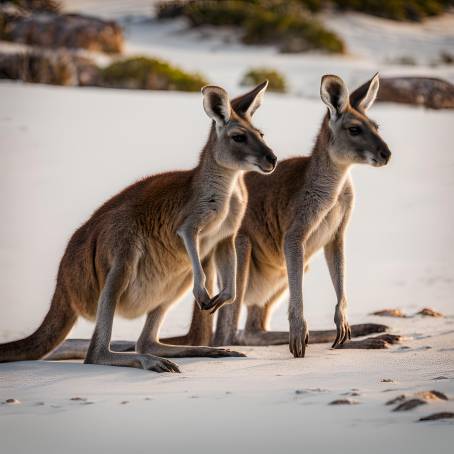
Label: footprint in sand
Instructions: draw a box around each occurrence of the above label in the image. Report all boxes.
[3,398,21,405]
[419,412,454,422]
[393,398,427,411]
[329,399,359,405]
[387,390,448,412]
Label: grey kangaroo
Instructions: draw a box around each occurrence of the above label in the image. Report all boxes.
[208,73,392,358]
[0,82,276,371]
[49,74,397,363]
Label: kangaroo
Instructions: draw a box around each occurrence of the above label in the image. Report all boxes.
[0,82,277,371]
[206,73,392,358]
[48,74,396,363]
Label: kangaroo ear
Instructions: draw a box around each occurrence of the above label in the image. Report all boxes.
[231,80,268,118]
[202,85,231,126]
[350,73,380,113]
[320,75,349,120]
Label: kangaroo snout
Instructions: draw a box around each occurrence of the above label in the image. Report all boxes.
[260,150,277,173]
[377,143,391,165]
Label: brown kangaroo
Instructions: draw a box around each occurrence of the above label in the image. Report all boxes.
[0,82,277,372]
[48,74,397,363]
[208,73,392,358]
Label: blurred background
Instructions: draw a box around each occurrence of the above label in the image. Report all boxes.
[1,0,453,342]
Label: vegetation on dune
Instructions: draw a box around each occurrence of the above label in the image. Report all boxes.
[156,0,346,54]
[156,0,453,35]
[100,57,208,91]
[0,0,61,13]
[240,68,287,92]
[0,52,209,92]
[298,0,454,22]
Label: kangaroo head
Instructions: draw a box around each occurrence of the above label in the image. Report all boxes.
[201,81,277,174]
[320,73,391,167]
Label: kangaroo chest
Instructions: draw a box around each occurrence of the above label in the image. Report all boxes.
[199,183,247,257]
[304,200,345,260]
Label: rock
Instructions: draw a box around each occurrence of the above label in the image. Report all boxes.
[0,8,123,54]
[377,77,454,110]
[371,309,406,318]
[0,50,100,86]
[416,308,444,317]
[381,378,395,383]
[120,401,129,405]
[419,412,454,421]
[329,399,358,405]
[70,397,87,401]
[4,398,21,404]
[393,398,427,411]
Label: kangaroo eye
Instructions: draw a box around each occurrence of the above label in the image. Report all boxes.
[348,126,361,136]
[232,134,247,143]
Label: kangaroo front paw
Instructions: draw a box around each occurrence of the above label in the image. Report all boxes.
[193,285,212,310]
[333,308,351,348]
[200,289,234,313]
[289,319,309,358]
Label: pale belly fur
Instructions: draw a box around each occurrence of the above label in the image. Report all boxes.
[116,211,239,319]
[244,202,345,308]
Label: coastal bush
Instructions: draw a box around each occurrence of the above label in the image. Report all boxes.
[295,0,453,21]
[240,68,287,92]
[156,0,345,54]
[100,56,208,91]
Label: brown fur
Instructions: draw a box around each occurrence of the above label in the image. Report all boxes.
[171,74,392,356]
[0,82,276,371]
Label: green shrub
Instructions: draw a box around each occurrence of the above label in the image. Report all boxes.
[100,56,208,91]
[156,0,345,54]
[0,0,61,12]
[240,68,287,92]
[294,0,453,21]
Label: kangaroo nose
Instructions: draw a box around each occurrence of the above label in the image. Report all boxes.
[266,153,277,167]
[379,149,391,162]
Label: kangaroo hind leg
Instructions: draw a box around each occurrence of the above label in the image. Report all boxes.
[137,303,245,358]
[84,260,179,372]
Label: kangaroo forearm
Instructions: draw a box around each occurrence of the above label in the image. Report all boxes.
[215,237,237,296]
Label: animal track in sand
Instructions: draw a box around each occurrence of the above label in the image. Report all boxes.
[295,388,328,395]
[329,399,359,405]
[371,309,407,318]
[371,307,444,318]
[393,398,427,411]
[419,412,454,422]
[387,390,448,412]
[3,398,20,405]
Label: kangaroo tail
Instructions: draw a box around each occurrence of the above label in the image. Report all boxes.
[0,287,77,362]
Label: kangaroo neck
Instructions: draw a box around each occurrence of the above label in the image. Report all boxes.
[194,140,241,201]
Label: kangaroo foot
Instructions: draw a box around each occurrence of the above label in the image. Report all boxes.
[85,351,180,372]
